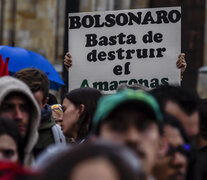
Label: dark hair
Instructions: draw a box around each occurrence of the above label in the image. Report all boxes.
[14,68,49,103]
[163,113,189,143]
[0,116,23,163]
[64,87,102,140]
[2,92,32,158]
[198,98,207,140]
[150,85,199,115]
[47,93,58,105]
[41,142,144,180]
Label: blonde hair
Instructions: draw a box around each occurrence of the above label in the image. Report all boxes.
[51,104,63,116]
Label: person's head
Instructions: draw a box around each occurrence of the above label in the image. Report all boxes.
[150,85,199,139]
[40,142,144,180]
[51,104,63,126]
[92,89,163,176]
[0,76,40,137]
[0,76,40,165]
[153,113,190,180]
[0,92,30,137]
[61,87,102,141]
[188,99,207,180]
[198,98,207,142]
[47,93,58,105]
[14,68,50,109]
[0,116,22,163]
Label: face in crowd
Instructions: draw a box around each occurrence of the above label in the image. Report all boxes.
[93,89,164,177]
[165,100,199,139]
[153,124,188,180]
[33,90,47,110]
[99,105,161,175]
[61,87,102,141]
[150,85,199,141]
[0,134,18,162]
[13,68,50,111]
[0,116,22,163]
[0,93,30,137]
[61,97,83,138]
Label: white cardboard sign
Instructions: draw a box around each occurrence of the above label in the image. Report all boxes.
[68,7,181,93]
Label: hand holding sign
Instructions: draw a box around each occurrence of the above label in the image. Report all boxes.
[65,52,187,80]
[176,53,186,80]
[64,52,72,71]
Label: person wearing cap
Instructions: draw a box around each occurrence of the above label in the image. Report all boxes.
[92,89,166,179]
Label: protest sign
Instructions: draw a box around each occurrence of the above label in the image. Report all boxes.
[68,6,181,93]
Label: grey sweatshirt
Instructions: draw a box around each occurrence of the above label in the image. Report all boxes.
[0,76,40,166]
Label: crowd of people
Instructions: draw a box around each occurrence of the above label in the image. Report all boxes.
[0,51,205,180]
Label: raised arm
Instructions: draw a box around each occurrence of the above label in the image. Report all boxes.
[176,53,187,80]
[64,52,72,71]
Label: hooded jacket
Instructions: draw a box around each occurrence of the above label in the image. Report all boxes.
[0,76,41,166]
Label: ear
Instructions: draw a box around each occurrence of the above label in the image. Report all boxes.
[157,136,168,158]
[43,97,49,108]
[78,104,85,115]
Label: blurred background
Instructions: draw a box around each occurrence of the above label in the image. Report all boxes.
[0,0,206,99]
